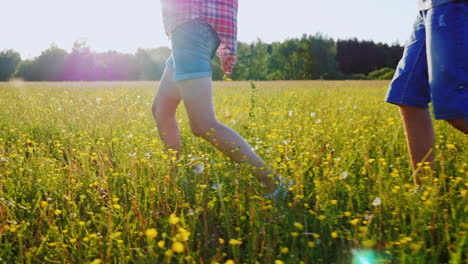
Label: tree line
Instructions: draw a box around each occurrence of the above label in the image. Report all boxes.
[0,35,403,82]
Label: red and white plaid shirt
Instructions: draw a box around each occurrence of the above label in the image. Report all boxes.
[161,0,238,56]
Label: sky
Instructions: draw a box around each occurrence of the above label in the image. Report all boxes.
[0,0,417,59]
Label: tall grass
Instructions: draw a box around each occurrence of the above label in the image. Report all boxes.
[0,81,466,263]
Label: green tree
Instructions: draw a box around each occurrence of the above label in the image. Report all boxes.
[0,49,21,81]
[14,60,39,81]
[298,34,339,79]
[134,47,170,80]
[231,40,270,80]
[35,45,68,81]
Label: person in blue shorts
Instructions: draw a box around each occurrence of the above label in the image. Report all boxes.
[385,0,467,183]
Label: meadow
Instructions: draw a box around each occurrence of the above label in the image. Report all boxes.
[0,81,466,264]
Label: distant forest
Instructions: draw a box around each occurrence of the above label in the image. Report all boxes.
[0,34,403,82]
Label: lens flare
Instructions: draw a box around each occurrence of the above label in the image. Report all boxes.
[352,249,377,264]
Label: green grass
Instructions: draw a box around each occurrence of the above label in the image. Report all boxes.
[0,81,466,264]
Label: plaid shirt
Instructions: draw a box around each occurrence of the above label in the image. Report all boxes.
[161,0,238,56]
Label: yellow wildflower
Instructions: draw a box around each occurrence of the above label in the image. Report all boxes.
[145,228,158,239]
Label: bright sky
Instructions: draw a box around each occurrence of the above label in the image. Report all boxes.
[0,0,417,59]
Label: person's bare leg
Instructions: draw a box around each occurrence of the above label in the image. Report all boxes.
[446,118,468,134]
[152,68,182,154]
[399,105,435,184]
[177,77,275,191]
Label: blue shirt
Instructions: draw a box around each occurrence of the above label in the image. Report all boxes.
[417,0,456,10]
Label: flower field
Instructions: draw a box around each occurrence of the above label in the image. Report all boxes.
[0,81,466,263]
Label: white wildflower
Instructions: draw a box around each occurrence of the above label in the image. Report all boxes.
[339,171,349,179]
[371,197,381,207]
[192,163,204,174]
[211,183,223,190]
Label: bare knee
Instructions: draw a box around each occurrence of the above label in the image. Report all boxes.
[190,120,219,138]
[445,118,468,134]
[151,100,163,121]
[152,96,179,121]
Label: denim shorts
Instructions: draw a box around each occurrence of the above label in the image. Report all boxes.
[385,2,468,121]
[166,19,221,81]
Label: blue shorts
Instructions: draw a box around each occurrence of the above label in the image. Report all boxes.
[385,2,468,121]
[166,19,220,81]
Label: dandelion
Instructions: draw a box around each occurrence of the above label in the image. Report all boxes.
[371,197,381,207]
[446,143,455,150]
[157,240,165,248]
[294,222,304,230]
[171,242,185,253]
[229,239,242,246]
[275,260,285,264]
[310,112,316,117]
[331,232,339,238]
[169,214,180,225]
[176,228,191,241]
[280,247,289,253]
[225,260,235,264]
[145,228,158,239]
[315,119,322,124]
[362,239,376,248]
[90,259,102,264]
